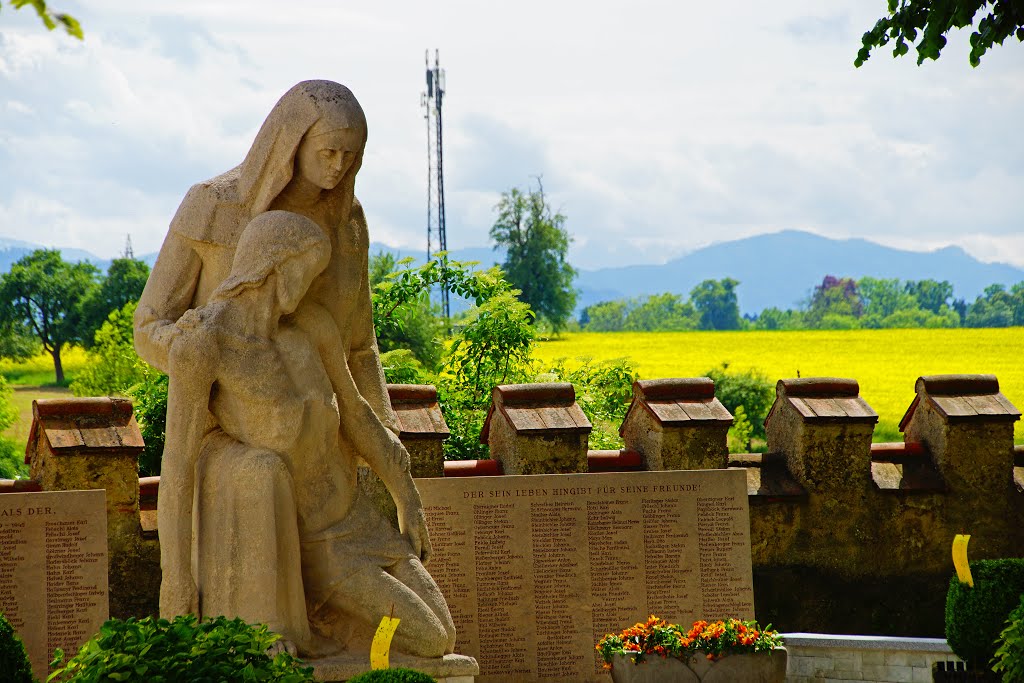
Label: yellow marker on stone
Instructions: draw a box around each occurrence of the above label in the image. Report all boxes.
[952,534,973,587]
[370,615,401,670]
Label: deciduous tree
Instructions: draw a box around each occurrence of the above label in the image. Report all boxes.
[690,279,741,331]
[856,0,1024,67]
[490,181,577,331]
[79,257,150,347]
[0,249,98,384]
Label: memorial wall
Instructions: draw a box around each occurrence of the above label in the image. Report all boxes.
[0,490,108,682]
[417,469,754,683]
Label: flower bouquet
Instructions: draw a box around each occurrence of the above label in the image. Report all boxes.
[596,616,786,682]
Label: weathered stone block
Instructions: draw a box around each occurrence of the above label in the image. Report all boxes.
[619,377,733,471]
[480,383,591,475]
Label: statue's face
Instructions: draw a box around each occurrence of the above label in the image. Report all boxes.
[275,248,328,314]
[295,127,361,191]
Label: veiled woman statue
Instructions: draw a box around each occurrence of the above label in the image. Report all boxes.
[134,81,456,659]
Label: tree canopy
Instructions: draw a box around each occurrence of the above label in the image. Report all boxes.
[489,181,577,331]
[2,0,82,38]
[856,0,1024,67]
[691,278,742,331]
[0,249,98,384]
[79,257,150,347]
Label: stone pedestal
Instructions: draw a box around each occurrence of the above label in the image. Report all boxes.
[25,397,160,618]
[619,377,733,471]
[764,378,877,492]
[480,383,591,475]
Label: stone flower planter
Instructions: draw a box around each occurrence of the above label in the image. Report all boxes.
[610,648,787,683]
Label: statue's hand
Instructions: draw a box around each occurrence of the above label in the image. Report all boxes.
[159,573,199,618]
[399,506,433,565]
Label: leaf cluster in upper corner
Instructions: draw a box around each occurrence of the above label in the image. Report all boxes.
[4,0,82,39]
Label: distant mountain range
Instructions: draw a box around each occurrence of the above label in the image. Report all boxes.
[3,230,1022,316]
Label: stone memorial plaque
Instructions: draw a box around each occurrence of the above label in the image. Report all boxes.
[0,490,108,681]
[416,469,754,683]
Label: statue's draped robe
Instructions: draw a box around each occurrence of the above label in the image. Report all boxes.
[136,170,401,650]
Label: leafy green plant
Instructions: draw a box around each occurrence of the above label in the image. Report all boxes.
[47,615,313,683]
[946,559,1024,667]
[727,405,754,453]
[703,363,774,441]
[0,377,25,479]
[534,356,638,450]
[0,613,34,683]
[125,365,168,477]
[347,668,437,683]
[992,593,1024,683]
[70,302,145,399]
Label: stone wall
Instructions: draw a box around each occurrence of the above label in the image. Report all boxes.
[3,374,1021,638]
[782,633,960,682]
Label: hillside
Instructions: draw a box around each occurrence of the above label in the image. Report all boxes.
[574,231,1024,314]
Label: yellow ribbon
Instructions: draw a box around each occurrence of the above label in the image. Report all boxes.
[370,616,401,670]
[952,534,973,587]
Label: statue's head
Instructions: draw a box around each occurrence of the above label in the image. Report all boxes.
[238,80,368,216]
[212,210,331,314]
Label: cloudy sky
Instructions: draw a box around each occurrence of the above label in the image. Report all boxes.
[1,1,1022,270]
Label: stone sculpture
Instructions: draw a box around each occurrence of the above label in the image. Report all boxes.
[134,81,456,661]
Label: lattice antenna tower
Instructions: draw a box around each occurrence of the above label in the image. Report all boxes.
[421,49,449,319]
[122,234,134,259]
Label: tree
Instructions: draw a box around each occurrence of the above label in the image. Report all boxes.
[368,252,444,369]
[856,0,1024,67]
[0,249,98,384]
[904,279,954,314]
[2,0,82,38]
[806,275,862,328]
[489,180,577,331]
[690,279,741,331]
[79,257,150,347]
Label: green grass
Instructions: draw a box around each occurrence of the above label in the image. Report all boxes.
[0,347,88,386]
[536,328,1024,444]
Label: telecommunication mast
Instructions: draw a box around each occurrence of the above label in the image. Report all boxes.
[421,49,449,319]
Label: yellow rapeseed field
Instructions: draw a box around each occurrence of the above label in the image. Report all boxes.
[535,328,1024,443]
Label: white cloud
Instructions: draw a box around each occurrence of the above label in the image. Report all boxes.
[0,0,1020,269]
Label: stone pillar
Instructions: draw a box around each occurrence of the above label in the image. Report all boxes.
[25,397,159,618]
[387,384,450,479]
[480,383,592,475]
[764,378,878,492]
[898,374,1020,497]
[619,377,733,471]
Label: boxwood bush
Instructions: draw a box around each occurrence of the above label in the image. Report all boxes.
[0,613,34,683]
[48,615,314,682]
[347,669,437,683]
[946,559,1024,666]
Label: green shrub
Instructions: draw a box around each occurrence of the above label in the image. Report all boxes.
[347,668,437,683]
[946,559,1024,666]
[0,613,34,683]
[48,615,313,682]
[703,362,774,440]
[125,365,168,477]
[993,593,1024,683]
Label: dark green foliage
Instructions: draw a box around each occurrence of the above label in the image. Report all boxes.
[2,0,82,39]
[489,180,577,331]
[534,357,638,449]
[581,294,698,332]
[125,366,168,477]
[346,669,437,683]
[0,612,34,683]
[946,559,1024,666]
[993,593,1024,683]
[48,615,313,683]
[856,0,1024,67]
[78,259,150,350]
[966,283,1024,328]
[690,279,741,331]
[704,363,774,440]
[0,249,99,384]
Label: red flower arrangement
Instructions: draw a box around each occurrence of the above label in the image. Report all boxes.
[596,615,783,668]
